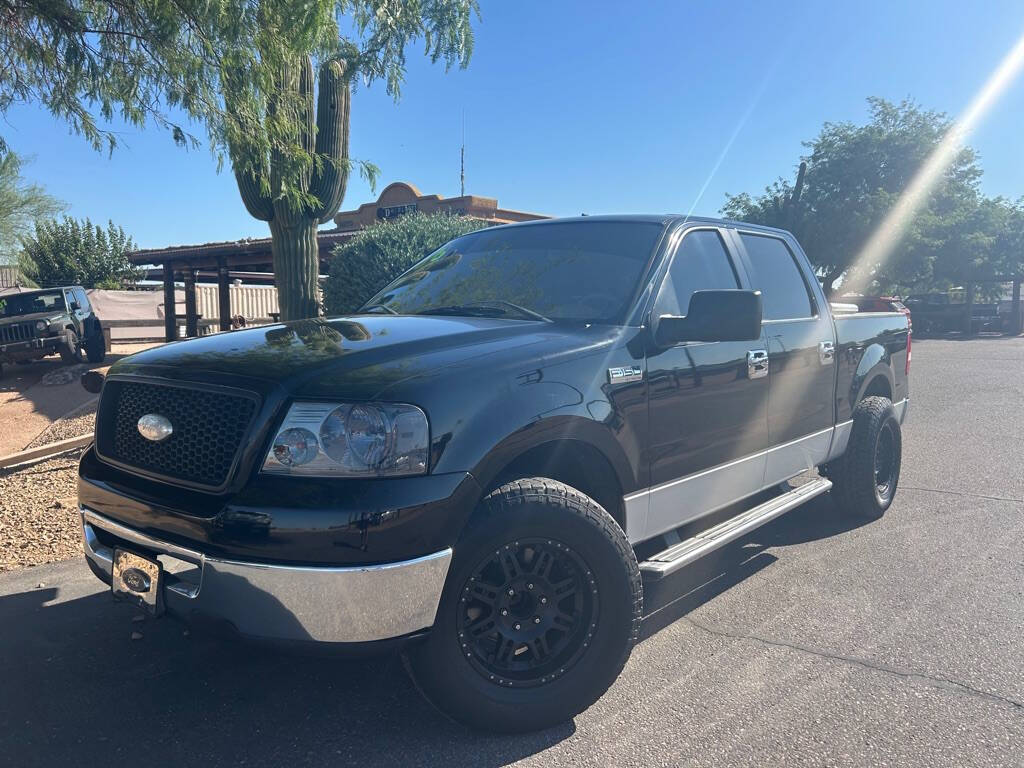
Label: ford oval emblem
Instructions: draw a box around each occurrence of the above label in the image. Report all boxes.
[121,568,151,593]
[137,413,173,442]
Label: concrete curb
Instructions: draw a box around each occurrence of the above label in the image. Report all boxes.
[0,433,93,469]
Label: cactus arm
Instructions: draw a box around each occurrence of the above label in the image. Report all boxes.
[309,59,350,225]
[233,163,275,221]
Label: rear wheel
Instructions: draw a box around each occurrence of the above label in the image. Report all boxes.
[408,478,641,733]
[829,396,902,520]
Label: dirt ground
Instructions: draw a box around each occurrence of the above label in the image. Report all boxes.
[0,342,158,454]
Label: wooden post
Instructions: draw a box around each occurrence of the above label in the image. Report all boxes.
[184,268,198,338]
[964,282,975,335]
[218,260,232,331]
[1011,279,1022,335]
[162,263,178,342]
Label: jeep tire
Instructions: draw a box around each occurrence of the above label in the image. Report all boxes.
[408,478,642,733]
[829,396,902,520]
[85,330,106,363]
[59,330,82,364]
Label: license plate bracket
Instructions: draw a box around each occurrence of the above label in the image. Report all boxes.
[112,549,164,616]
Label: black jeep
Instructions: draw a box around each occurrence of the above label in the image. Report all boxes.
[0,286,106,376]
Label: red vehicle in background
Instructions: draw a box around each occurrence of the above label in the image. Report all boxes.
[846,295,912,327]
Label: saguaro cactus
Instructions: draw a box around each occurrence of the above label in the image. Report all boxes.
[233,56,350,320]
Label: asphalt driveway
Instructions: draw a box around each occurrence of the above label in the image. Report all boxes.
[1,337,1021,767]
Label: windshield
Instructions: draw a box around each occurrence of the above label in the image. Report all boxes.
[362,221,664,324]
[0,291,67,317]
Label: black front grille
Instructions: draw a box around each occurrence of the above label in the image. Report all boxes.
[0,322,35,343]
[97,380,258,489]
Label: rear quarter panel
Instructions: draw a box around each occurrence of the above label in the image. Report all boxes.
[833,312,910,422]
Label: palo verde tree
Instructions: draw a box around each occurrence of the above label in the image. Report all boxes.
[723,98,983,295]
[0,152,64,265]
[3,0,479,319]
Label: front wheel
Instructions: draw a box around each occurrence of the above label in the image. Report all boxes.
[829,396,902,520]
[408,478,642,733]
[59,331,82,363]
[85,330,106,363]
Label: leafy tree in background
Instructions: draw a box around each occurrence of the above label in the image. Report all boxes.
[3,0,480,319]
[323,212,489,315]
[0,152,64,265]
[18,217,141,288]
[722,98,983,295]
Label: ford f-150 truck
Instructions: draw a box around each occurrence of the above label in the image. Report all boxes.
[78,216,909,732]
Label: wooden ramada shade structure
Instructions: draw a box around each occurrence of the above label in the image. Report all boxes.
[128,231,353,341]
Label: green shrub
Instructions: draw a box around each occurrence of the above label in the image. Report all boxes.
[324,212,489,315]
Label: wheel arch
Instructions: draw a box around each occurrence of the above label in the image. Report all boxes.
[849,342,895,410]
[474,433,630,533]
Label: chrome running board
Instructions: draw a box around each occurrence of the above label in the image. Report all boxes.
[639,477,832,580]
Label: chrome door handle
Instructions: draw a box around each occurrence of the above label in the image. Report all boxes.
[819,341,835,365]
[747,349,769,379]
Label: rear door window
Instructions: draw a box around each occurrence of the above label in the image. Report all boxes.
[739,233,814,321]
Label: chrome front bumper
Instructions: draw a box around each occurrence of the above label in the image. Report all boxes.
[81,508,452,644]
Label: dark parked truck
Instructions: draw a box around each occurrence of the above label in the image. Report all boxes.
[0,286,106,376]
[78,216,909,732]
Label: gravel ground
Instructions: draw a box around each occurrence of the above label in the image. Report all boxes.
[0,451,82,572]
[25,400,97,449]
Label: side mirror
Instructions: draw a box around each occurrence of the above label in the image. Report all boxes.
[654,290,762,346]
[80,370,104,394]
[69,302,81,311]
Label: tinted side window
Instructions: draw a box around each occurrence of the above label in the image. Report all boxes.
[657,230,739,317]
[740,234,813,320]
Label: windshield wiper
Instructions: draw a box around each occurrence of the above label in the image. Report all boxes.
[417,301,552,323]
[362,304,398,315]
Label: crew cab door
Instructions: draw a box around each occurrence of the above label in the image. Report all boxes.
[638,227,770,540]
[730,231,837,484]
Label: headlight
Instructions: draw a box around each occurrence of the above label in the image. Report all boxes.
[35,320,47,332]
[262,401,429,477]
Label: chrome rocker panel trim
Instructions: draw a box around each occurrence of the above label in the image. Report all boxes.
[81,508,452,644]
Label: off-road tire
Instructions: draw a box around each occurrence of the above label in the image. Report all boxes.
[408,478,642,733]
[59,331,82,364]
[829,396,902,520]
[85,331,106,363]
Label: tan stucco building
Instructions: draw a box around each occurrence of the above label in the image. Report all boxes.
[333,181,547,231]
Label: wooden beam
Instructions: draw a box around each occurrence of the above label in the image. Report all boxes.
[183,268,198,337]
[162,263,177,342]
[218,260,232,331]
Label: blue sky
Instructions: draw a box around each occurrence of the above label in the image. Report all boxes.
[5,0,1024,249]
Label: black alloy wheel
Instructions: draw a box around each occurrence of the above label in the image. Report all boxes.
[456,538,598,688]
[873,420,897,503]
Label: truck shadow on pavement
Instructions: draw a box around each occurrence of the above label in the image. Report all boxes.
[0,495,866,767]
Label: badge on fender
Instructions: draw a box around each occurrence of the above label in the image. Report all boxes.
[607,365,643,384]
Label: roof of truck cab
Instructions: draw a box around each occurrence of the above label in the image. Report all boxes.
[480,214,794,237]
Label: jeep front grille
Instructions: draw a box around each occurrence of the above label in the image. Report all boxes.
[96,380,259,489]
[0,322,35,343]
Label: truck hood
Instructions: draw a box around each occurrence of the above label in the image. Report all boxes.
[0,310,65,325]
[109,315,583,397]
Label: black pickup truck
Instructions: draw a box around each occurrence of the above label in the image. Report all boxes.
[78,216,909,732]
